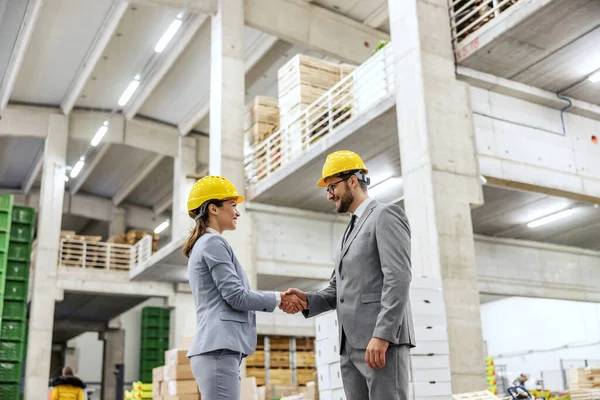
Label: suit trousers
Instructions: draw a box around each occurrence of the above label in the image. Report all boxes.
[341,333,410,400]
[191,349,243,400]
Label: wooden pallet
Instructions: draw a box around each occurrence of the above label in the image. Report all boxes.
[296,368,316,386]
[295,351,315,368]
[452,391,500,400]
[278,55,340,96]
[245,368,292,386]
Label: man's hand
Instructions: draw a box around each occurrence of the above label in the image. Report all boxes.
[279,288,308,314]
[366,337,389,369]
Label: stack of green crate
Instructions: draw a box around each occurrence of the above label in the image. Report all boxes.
[0,203,34,399]
[139,307,170,383]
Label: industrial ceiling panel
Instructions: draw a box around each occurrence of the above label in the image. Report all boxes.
[11,0,115,105]
[126,155,173,209]
[76,3,179,110]
[0,0,29,89]
[0,137,44,189]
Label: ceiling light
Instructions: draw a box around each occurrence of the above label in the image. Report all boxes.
[369,176,402,199]
[118,76,140,107]
[91,121,109,146]
[155,19,182,53]
[527,209,574,228]
[589,70,600,83]
[154,219,170,234]
[70,158,85,178]
[64,176,69,182]
[480,175,487,184]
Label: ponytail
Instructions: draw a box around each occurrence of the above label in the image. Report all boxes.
[183,199,225,258]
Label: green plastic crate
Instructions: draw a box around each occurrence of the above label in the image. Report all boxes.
[4,281,27,301]
[7,243,30,262]
[0,253,6,270]
[0,232,8,251]
[141,337,168,350]
[0,212,10,232]
[0,196,13,213]
[141,307,164,319]
[142,326,169,339]
[0,342,23,362]
[11,207,34,226]
[0,362,21,383]
[0,383,19,398]
[2,301,26,322]
[5,261,28,282]
[9,224,33,244]
[0,322,25,342]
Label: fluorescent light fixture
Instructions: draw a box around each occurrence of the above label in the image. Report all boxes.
[91,120,109,146]
[118,76,140,107]
[64,176,69,182]
[527,209,574,228]
[370,176,402,199]
[155,18,182,53]
[70,158,85,178]
[480,175,487,184]
[154,219,170,234]
[589,70,600,83]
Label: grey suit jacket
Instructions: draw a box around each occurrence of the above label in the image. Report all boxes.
[186,231,277,358]
[303,200,416,350]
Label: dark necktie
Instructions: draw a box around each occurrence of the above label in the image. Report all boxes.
[343,215,357,246]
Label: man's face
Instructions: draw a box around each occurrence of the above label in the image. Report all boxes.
[325,175,354,214]
[521,375,528,383]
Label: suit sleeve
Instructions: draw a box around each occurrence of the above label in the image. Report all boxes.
[302,268,337,318]
[203,235,277,312]
[372,204,412,342]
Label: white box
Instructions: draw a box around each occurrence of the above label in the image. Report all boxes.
[411,340,450,356]
[318,365,331,390]
[414,326,448,342]
[411,299,446,317]
[413,382,453,397]
[410,355,451,370]
[413,313,447,328]
[411,278,443,290]
[329,362,343,389]
[316,337,340,366]
[332,388,346,400]
[319,390,333,400]
[411,368,451,383]
[316,311,338,340]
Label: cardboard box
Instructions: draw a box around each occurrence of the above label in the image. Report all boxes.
[163,395,201,400]
[240,377,259,400]
[153,381,162,396]
[181,336,193,349]
[153,366,164,382]
[165,349,189,365]
[164,363,194,381]
[164,380,198,396]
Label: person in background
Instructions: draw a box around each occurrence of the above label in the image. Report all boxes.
[513,373,529,387]
[50,366,85,400]
[183,176,307,400]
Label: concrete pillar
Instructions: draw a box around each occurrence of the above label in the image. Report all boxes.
[209,0,256,288]
[388,0,487,393]
[25,114,69,400]
[168,289,196,349]
[172,136,197,237]
[109,207,126,237]
[101,329,125,400]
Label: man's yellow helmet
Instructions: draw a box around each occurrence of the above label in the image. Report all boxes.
[187,176,245,211]
[317,150,369,187]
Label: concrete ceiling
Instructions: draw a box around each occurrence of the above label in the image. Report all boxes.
[458,0,600,106]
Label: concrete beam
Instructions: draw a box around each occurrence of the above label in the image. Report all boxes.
[69,143,111,196]
[0,0,42,110]
[123,14,208,120]
[113,154,165,206]
[61,0,128,114]
[153,191,173,216]
[22,150,43,194]
[54,319,107,333]
[132,0,218,14]
[245,0,389,64]
[363,3,388,29]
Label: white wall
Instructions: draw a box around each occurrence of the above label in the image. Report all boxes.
[481,297,600,391]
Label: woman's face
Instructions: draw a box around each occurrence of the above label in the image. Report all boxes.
[214,198,240,231]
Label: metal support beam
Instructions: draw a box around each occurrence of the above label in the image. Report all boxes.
[60,0,128,115]
[69,143,111,196]
[112,154,165,206]
[0,0,42,110]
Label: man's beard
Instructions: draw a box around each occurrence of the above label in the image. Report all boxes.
[336,186,354,214]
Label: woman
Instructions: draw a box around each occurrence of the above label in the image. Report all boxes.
[184,176,305,399]
[50,366,85,400]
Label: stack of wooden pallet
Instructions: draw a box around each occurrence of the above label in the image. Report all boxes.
[107,229,159,253]
[245,96,280,146]
[60,230,131,270]
[295,337,316,386]
[569,368,600,400]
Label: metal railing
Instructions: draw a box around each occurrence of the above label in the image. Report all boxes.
[59,235,152,270]
[244,43,396,188]
[449,0,521,44]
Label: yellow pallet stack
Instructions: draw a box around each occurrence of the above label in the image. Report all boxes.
[485,357,497,395]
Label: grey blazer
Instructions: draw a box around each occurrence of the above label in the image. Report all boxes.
[303,200,416,350]
[186,230,277,358]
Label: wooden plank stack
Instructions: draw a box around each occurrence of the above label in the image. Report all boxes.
[107,229,159,253]
[59,230,132,270]
[295,337,316,386]
[569,368,600,400]
[245,96,280,146]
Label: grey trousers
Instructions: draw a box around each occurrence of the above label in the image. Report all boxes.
[190,349,243,400]
[341,335,410,400]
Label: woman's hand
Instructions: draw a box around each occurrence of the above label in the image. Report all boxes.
[279,290,308,314]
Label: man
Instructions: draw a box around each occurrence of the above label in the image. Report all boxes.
[282,150,415,400]
[513,373,529,387]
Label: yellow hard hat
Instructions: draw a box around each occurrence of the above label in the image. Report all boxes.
[187,176,245,211]
[317,150,368,187]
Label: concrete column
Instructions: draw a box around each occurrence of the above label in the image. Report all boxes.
[100,329,125,400]
[109,207,126,237]
[168,288,196,349]
[25,114,69,400]
[388,0,487,393]
[209,0,256,288]
[172,136,197,238]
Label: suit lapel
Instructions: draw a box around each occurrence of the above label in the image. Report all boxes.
[336,201,378,270]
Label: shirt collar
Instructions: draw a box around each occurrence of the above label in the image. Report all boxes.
[352,197,374,219]
[205,227,220,235]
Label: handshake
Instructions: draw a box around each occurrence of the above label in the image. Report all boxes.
[277,288,307,314]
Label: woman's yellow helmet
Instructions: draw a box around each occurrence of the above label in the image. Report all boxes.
[187,176,245,211]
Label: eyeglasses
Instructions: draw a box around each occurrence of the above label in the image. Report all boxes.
[325,175,352,194]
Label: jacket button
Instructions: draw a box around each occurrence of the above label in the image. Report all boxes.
[340,298,344,303]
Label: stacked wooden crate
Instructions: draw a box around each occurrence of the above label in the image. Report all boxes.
[295,337,316,386]
[244,96,282,181]
[107,229,159,253]
[569,368,600,400]
[59,231,131,270]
